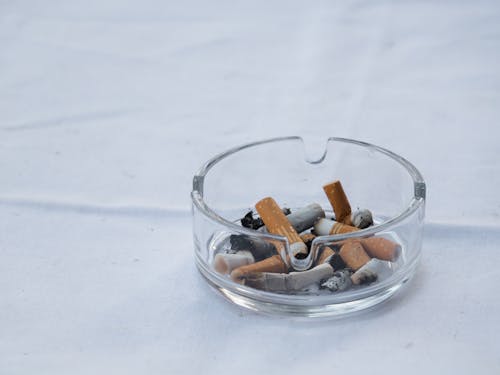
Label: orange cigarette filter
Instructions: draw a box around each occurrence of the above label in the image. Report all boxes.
[300,233,316,244]
[323,180,352,225]
[231,254,287,283]
[339,241,371,271]
[255,197,307,256]
[361,237,401,261]
[330,221,359,235]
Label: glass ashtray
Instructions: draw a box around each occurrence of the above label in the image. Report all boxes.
[191,136,426,317]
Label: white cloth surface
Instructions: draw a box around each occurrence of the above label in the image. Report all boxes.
[1,1,499,373]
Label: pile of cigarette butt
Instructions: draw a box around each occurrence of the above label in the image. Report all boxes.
[213,180,401,294]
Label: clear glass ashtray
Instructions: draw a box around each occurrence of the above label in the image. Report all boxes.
[191,137,426,317]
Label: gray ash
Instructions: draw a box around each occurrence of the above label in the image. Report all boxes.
[240,211,264,229]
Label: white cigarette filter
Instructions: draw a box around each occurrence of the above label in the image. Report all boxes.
[213,251,255,274]
[350,258,387,285]
[244,263,334,292]
[287,203,326,233]
[313,218,359,236]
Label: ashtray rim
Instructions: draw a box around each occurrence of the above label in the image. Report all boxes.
[192,136,425,241]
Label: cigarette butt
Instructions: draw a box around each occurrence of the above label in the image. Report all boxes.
[323,180,352,224]
[351,258,385,285]
[241,208,291,230]
[321,269,353,292]
[255,197,307,256]
[339,241,371,271]
[229,234,278,261]
[314,218,359,236]
[287,203,325,233]
[361,237,401,261]
[244,263,334,292]
[330,221,359,234]
[327,252,347,270]
[350,209,374,229]
[231,254,287,283]
[287,263,334,291]
[300,233,316,250]
[240,211,263,229]
[316,246,335,264]
[243,272,288,291]
[213,251,255,274]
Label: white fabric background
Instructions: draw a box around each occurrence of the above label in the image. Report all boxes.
[1,1,499,373]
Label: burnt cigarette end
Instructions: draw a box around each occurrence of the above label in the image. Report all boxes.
[240,272,266,288]
[230,234,253,250]
[328,253,347,270]
[229,234,278,261]
[355,271,377,285]
[240,211,264,230]
[241,208,292,230]
[240,211,253,228]
[328,242,343,252]
[247,272,288,292]
[351,209,374,229]
[287,203,325,233]
[350,258,386,285]
[351,268,378,285]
